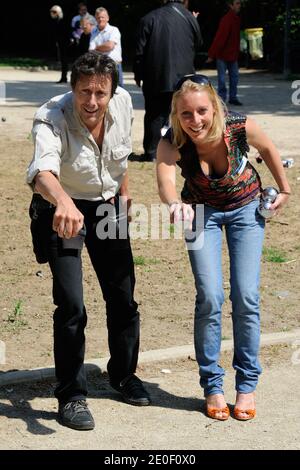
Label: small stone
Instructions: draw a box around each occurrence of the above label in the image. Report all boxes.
[188,355,196,361]
[6,388,13,393]
[36,270,43,278]
[277,291,290,299]
[161,369,172,374]
[1,117,6,122]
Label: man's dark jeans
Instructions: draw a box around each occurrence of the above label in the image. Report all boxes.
[45,199,139,404]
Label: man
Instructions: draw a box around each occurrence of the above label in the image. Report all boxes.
[133,0,202,162]
[207,0,242,105]
[50,5,70,84]
[26,52,150,431]
[89,7,123,87]
[77,16,96,56]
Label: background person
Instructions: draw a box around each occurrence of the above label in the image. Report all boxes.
[133,0,202,162]
[77,16,96,56]
[50,5,70,84]
[157,74,291,421]
[207,0,243,105]
[71,2,96,45]
[89,7,123,87]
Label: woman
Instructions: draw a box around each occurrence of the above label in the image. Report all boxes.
[156,75,291,421]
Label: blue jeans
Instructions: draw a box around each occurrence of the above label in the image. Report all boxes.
[216,59,239,102]
[187,200,265,397]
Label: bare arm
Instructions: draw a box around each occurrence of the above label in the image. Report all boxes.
[156,139,179,204]
[119,169,129,198]
[156,139,194,225]
[118,169,132,221]
[246,117,291,211]
[95,41,116,52]
[34,171,84,239]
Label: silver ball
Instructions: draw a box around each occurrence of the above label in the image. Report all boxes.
[263,201,272,210]
[262,187,278,202]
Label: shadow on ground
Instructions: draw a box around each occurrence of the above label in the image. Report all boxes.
[0,368,204,436]
[3,71,299,116]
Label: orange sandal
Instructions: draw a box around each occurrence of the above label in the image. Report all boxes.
[206,404,230,421]
[233,407,256,421]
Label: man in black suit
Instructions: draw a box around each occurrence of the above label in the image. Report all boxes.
[133,0,202,161]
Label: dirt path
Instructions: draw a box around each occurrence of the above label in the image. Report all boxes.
[0,68,299,373]
[0,347,299,450]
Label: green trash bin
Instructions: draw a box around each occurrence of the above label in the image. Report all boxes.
[245,28,264,60]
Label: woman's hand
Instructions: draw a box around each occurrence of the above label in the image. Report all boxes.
[169,202,194,230]
[270,192,291,216]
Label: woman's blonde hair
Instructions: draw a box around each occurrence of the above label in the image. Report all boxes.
[170,80,227,148]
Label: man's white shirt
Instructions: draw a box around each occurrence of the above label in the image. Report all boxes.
[89,24,122,63]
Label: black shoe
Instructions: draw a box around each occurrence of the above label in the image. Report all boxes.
[58,400,95,430]
[56,78,67,84]
[111,374,151,406]
[228,98,243,106]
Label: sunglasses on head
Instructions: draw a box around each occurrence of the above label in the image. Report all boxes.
[175,74,211,91]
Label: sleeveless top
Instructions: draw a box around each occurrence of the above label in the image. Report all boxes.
[163,112,262,211]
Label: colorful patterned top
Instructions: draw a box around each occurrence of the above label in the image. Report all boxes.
[163,112,262,211]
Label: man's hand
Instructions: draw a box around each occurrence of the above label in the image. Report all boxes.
[206,57,214,64]
[119,194,133,223]
[34,171,84,239]
[53,198,84,239]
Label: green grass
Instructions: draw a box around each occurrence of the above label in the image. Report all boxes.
[133,256,146,266]
[262,247,288,263]
[0,57,46,67]
[148,258,160,265]
[133,256,160,266]
[6,300,27,330]
[169,225,175,235]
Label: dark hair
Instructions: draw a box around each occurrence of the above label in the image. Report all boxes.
[71,51,118,96]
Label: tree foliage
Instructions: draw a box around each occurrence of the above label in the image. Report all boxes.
[0,0,299,71]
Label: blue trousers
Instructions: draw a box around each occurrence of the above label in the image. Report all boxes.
[187,200,265,397]
[216,59,239,102]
